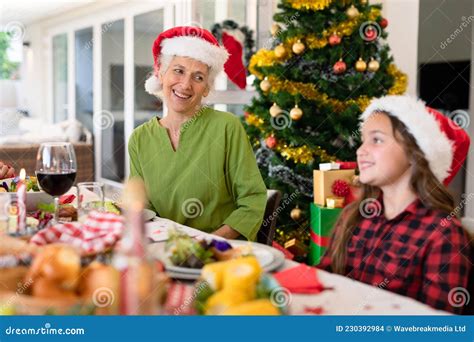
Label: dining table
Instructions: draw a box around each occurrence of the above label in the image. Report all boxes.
[144,216,447,316]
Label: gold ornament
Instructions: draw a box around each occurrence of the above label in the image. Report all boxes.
[274,44,286,58]
[270,23,281,36]
[360,0,368,4]
[290,206,303,221]
[269,103,282,117]
[292,40,305,55]
[260,77,271,92]
[355,58,367,72]
[368,58,380,72]
[290,104,303,120]
[346,5,360,19]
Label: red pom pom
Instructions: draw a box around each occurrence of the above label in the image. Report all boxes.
[332,179,350,197]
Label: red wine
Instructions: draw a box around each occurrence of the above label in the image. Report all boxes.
[36,172,76,196]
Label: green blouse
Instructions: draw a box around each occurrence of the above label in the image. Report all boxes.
[128,107,267,241]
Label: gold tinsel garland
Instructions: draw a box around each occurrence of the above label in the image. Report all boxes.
[264,64,406,112]
[245,115,335,164]
[286,0,333,11]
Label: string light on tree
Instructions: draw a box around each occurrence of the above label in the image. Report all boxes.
[292,40,305,54]
[355,58,367,72]
[269,103,282,117]
[290,104,303,121]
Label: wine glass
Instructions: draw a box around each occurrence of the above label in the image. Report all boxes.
[35,142,77,223]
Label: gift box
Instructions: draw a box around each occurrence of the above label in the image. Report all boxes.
[313,169,355,206]
[308,203,342,266]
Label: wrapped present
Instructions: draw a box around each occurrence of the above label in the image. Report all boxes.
[313,169,355,206]
[284,238,307,257]
[308,203,342,266]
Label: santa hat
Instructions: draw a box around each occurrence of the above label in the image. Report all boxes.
[145,26,229,96]
[360,95,470,185]
[221,31,247,89]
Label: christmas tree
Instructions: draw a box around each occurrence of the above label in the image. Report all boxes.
[243,0,407,251]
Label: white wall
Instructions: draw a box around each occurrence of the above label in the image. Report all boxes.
[21,21,47,118]
[418,0,472,63]
[380,0,420,96]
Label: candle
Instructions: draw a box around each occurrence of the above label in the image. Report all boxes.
[17,168,26,234]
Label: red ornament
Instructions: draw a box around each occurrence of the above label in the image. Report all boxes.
[379,18,388,29]
[328,33,341,46]
[333,59,347,74]
[265,135,277,149]
[244,111,250,118]
[332,179,350,197]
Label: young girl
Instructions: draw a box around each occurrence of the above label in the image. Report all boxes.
[318,95,472,314]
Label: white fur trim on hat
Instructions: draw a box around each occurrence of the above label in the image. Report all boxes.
[144,74,161,96]
[161,36,229,74]
[360,95,453,183]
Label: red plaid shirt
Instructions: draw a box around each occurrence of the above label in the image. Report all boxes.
[318,198,472,314]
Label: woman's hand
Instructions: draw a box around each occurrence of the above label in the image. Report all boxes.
[212,224,241,240]
[0,162,15,180]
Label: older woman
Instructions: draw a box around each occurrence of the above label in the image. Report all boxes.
[128,27,267,241]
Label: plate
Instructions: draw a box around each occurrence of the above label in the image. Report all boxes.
[152,240,286,279]
[143,209,157,221]
[1,178,53,212]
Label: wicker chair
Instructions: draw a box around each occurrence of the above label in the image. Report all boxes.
[0,143,94,183]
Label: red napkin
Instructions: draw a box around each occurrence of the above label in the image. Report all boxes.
[273,264,324,294]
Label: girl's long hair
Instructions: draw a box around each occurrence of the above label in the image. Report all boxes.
[330,111,456,274]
